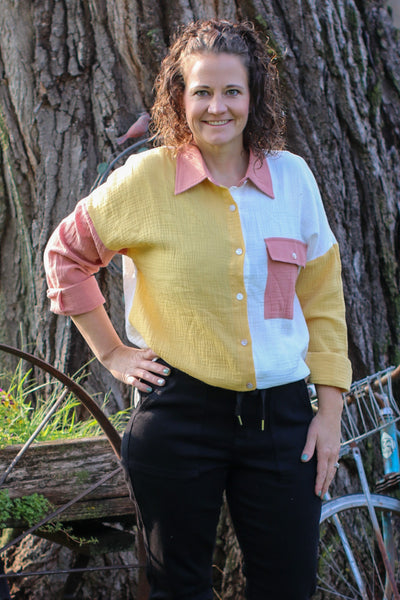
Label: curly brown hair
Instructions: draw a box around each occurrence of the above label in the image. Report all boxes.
[151,19,285,159]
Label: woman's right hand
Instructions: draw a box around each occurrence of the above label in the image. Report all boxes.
[71,306,170,392]
[101,345,170,392]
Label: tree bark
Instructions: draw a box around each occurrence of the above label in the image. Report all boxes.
[1,0,400,388]
[1,1,400,598]
[0,437,131,524]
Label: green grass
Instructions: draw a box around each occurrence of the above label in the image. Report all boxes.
[0,361,130,449]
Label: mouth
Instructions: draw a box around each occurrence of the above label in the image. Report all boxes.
[205,120,231,126]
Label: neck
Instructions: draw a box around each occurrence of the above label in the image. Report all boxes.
[199,145,249,187]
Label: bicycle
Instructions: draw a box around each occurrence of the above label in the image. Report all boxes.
[314,365,400,599]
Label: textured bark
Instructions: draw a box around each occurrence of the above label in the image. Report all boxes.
[0,437,131,523]
[0,1,400,598]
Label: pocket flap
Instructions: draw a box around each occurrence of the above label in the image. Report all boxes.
[265,238,307,267]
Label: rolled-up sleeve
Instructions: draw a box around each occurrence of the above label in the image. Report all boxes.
[44,200,117,315]
[296,243,352,391]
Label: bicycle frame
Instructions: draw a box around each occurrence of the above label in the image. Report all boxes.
[321,367,400,599]
[378,392,400,600]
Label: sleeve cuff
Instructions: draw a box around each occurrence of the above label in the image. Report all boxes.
[47,277,106,315]
[306,351,352,391]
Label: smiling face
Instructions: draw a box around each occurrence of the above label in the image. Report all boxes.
[182,52,250,156]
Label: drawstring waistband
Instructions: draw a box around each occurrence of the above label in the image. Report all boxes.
[235,389,268,431]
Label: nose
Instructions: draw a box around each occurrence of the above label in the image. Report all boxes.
[207,94,226,114]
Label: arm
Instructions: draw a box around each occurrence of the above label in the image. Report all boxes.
[295,243,352,390]
[44,202,170,390]
[72,305,170,391]
[296,244,349,495]
[301,384,343,497]
[44,200,115,315]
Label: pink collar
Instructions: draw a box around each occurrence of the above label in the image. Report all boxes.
[175,145,274,198]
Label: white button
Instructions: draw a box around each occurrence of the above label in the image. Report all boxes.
[241,339,248,346]
[292,252,297,259]
[236,293,244,301]
[229,204,236,212]
[235,248,243,255]
[246,382,253,389]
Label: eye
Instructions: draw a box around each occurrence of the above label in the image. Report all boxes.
[194,90,210,97]
[226,89,240,96]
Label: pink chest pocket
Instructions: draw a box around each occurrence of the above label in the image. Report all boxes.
[264,238,307,319]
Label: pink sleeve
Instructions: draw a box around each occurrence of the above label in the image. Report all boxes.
[44,200,118,315]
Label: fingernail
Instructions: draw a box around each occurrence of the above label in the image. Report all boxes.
[301,454,308,462]
[127,376,135,385]
[146,386,152,393]
[157,378,165,385]
[317,490,322,497]
[163,368,170,375]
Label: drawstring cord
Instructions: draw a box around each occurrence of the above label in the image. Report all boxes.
[235,392,244,426]
[260,389,267,431]
[235,389,268,430]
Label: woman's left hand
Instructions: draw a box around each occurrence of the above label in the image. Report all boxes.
[301,385,344,498]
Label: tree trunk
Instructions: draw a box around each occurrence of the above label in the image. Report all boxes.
[1,0,400,392]
[1,1,400,598]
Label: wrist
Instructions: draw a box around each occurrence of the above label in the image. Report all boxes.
[315,385,344,417]
[98,341,125,367]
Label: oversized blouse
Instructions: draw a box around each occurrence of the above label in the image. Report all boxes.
[44,145,352,392]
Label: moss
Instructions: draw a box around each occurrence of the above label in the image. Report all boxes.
[0,489,51,528]
[0,108,10,153]
[146,28,163,48]
[13,493,53,527]
[345,4,359,32]
[258,21,282,60]
[0,489,13,528]
[390,344,400,368]
[368,80,382,114]
[75,468,90,485]
[0,489,98,547]
[255,14,268,30]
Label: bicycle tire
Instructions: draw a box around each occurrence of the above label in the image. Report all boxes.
[316,494,400,599]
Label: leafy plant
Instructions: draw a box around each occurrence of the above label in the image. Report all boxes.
[0,489,98,546]
[0,361,130,449]
[0,489,13,528]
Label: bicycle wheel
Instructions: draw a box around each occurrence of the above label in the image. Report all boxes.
[316,494,400,599]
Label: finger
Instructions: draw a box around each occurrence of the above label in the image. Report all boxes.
[127,368,168,388]
[126,375,154,393]
[133,361,171,382]
[141,347,159,360]
[314,456,329,497]
[137,350,171,378]
[301,429,317,463]
[320,460,340,497]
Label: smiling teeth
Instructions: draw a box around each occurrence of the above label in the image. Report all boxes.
[208,120,229,125]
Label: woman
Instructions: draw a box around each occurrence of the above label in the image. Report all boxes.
[45,19,352,600]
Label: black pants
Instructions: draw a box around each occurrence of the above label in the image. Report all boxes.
[121,364,321,600]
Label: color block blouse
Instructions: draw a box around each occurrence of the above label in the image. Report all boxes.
[44,145,352,392]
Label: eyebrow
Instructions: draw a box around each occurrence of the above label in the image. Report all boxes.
[189,83,246,90]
